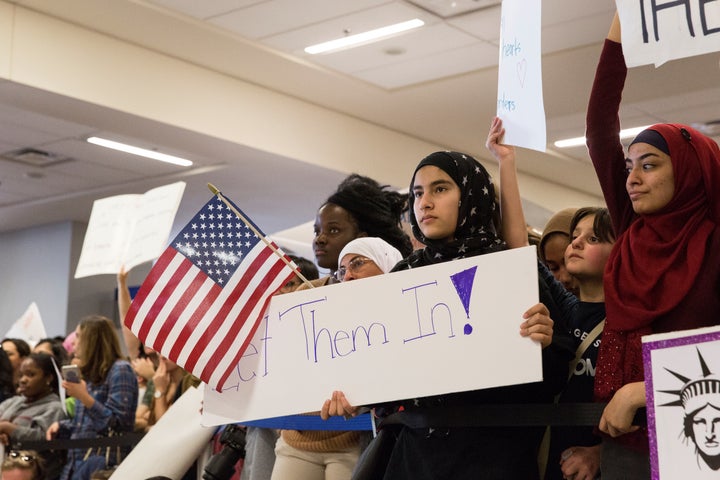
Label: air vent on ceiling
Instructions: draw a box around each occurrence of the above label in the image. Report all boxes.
[407,0,501,18]
[1,148,72,167]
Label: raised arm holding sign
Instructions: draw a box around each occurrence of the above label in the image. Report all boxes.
[586,10,720,478]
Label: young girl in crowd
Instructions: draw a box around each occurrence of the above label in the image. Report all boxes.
[538,208,580,297]
[46,315,138,480]
[271,175,413,480]
[586,12,720,478]
[0,353,66,479]
[356,147,572,479]
[546,207,615,480]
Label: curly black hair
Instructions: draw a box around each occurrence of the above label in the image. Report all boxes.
[324,174,413,257]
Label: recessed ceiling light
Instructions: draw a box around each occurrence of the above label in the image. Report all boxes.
[304,19,424,55]
[554,125,652,148]
[86,136,193,167]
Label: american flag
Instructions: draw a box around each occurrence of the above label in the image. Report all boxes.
[124,195,296,391]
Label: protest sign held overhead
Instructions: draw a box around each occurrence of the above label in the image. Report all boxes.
[616,0,720,67]
[496,0,546,152]
[74,181,186,278]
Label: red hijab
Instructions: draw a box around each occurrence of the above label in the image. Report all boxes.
[595,124,720,447]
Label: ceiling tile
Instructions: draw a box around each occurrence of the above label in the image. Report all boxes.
[446,5,501,42]
[542,0,615,26]
[208,0,391,40]
[146,0,263,19]
[355,41,498,89]
[308,23,479,73]
[263,1,435,53]
[542,13,614,53]
[407,0,501,18]
[0,120,64,149]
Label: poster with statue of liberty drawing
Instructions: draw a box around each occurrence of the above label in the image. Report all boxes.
[643,325,720,479]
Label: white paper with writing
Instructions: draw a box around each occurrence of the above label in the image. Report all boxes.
[496,0,546,152]
[74,181,185,278]
[616,0,720,67]
[203,246,541,426]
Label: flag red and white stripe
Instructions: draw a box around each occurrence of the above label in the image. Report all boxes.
[125,195,295,391]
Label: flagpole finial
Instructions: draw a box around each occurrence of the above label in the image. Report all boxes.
[207,183,220,195]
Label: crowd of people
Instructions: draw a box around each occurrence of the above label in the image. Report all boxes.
[2,8,719,480]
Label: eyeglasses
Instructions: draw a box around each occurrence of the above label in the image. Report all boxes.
[335,256,372,282]
[8,451,36,463]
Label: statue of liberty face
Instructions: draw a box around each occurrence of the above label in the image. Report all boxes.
[691,404,720,458]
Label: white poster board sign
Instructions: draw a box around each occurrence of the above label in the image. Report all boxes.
[616,0,720,67]
[496,0,546,152]
[4,302,46,347]
[110,386,215,480]
[74,181,185,278]
[203,247,541,426]
[643,325,720,479]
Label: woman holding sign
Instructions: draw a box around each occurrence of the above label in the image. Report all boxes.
[343,143,573,479]
[586,12,720,479]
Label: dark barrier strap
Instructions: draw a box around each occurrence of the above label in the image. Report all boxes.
[381,403,647,429]
[15,432,146,452]
[11,403,646,452]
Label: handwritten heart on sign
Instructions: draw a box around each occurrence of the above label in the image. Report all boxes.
[516,58,528,88]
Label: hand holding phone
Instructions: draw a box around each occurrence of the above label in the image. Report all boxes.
[62,365,81,383]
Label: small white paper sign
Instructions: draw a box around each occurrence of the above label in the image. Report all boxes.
[202,246,540,426]
[496,0,546,152]
[617,0,720,67]
[4,302,46,347]
[74,181,186,278]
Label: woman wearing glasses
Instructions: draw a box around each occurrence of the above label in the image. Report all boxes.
[334,237,403,283]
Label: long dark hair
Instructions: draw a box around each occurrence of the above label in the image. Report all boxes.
[324,174,413,257]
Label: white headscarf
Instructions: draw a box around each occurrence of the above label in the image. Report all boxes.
[338,237,403,274]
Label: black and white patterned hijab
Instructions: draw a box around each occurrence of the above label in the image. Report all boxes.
[407,151,506,265]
